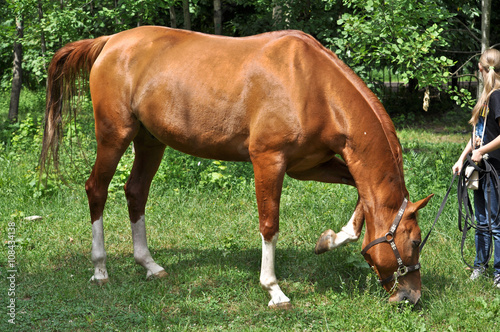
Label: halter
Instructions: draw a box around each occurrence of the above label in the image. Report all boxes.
[361,198,421,285]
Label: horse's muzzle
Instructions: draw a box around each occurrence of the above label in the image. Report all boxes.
[388,288,421,305]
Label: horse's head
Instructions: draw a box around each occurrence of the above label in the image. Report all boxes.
[361,194,433,305]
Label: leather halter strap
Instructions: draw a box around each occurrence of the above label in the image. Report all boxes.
[361,198,420,285]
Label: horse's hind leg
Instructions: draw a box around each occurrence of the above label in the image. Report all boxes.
[124,126,167,279]
[86,128,138,284]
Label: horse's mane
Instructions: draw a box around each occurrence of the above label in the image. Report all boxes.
[345,66,407,192]
[343,68,408,196]
[297,32,405,187]
[347,67,404,172]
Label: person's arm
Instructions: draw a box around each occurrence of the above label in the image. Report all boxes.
[452,139,473,174]
[472,118,500,162]
[474,91,500,162]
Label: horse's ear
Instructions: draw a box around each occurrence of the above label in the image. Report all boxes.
[415,194,434,211]
[405,194,434,220]
[410,194,434,214]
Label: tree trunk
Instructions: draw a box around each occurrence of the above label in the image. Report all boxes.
[58,0,64,48]
[481,0,491,53]
[37,0,47,78]
[478,0,492,96]
[214,0,222,35]
[115,0,122,25]
[170,5,177,28]
[183,0,191,30]
[37,0,46,56]
[9,17,23,123]
[272,3,283,29]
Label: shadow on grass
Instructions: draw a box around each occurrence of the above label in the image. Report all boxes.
[16,243,380,302]
[9,238,460,330]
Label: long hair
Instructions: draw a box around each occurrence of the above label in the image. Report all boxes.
[470,49,500,125]
[40,36,110,174]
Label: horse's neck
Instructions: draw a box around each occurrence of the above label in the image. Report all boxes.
[324,56,408,224]
[346,135,407,240]
[323,55,407,208]
[342,113,408,210]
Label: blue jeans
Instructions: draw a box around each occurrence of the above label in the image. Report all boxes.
[473,175,500,276]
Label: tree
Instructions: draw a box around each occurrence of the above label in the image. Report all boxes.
[481,0,492,53]
[9,16,23,122]
[334,0,455,92]
[478,0,492,95]
[214,0,222,34]
[272,1,284,29]
[170,2,177,28]
[183,0,191,30]
[37,0,46,65]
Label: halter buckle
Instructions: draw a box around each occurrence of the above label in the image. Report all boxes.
[384,232,394,242]
[397,265,408,277]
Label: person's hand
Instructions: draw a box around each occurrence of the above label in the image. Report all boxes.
[471,149,484,164]
[452,160,463,175]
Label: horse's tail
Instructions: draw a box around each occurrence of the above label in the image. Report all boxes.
[40,36,110,175]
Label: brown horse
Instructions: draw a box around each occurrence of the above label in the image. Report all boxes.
[41,26,432,308]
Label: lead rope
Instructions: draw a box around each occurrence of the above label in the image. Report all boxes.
[419,105,488,252]
[457,103,500,269]
[457,154,500,269]
[420,157,500,269]
[419,174,456,252]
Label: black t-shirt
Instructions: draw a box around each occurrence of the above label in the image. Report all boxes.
[484,89,500,171]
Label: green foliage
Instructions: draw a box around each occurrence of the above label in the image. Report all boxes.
[0,3,15,90]
[1,112,62,197]
[9,113,40,151]
[154,154,254,192]
[334,0,455,89]
[450,86,476,111]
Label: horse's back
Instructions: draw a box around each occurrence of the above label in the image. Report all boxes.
[89,27,338,162]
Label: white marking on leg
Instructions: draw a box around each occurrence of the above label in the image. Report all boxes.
[260,233,290,307]
[317,210,360,253]
[90,216,108,283]
[334,210,360,247]
[131,215,165,278]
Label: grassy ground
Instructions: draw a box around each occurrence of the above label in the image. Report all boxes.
[1,90,499,331]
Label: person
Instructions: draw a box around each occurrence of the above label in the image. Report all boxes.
[452,48,500,289]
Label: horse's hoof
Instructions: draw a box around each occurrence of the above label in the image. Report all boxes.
[314,229,336,254]
[90,276,109,285]
[147,269,168,280]
[269,302,293,310]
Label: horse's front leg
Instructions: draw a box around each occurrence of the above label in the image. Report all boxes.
[315,197,364,254]
[251,151,291,309]
[285,156,364,254]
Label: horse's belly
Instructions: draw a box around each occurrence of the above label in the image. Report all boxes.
[167,136,251,162]
[145,118,251,161]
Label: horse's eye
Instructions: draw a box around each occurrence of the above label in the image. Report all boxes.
[412,240,421,248]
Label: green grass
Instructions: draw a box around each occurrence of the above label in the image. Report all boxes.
[1,90,499,331]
